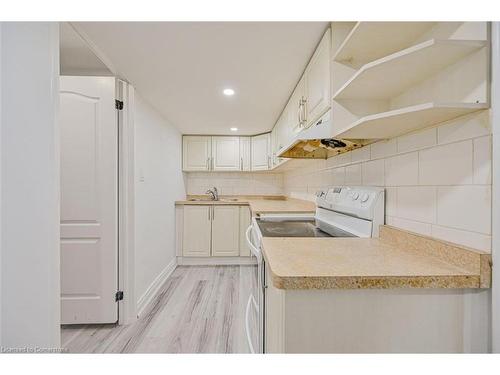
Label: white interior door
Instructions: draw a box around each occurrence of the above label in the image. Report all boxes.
[60,76,118,324]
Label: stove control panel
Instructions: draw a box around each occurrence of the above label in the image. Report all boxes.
[316,186,384,221]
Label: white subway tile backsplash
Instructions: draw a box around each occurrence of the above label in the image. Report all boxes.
[431,225,491,252]
[396,186,436,223]
[385,187,398,217]
[473,136,491,185]
[419,141,473,186]
[345,164,362,185]
[437,110,490,144]
[186,172,283,196]
[361,160,384,186]
[370,139,398,160]
[332,167,346,186]
[328,152,352,168]
[437,185,491,235]
[390,217,432,236]
[384,152,419,186]
[351,146,371,163]
[397,127,436,153]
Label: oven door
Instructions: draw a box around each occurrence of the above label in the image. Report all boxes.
[245,224,264,353]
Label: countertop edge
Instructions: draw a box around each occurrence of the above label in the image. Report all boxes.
[269,273,481,290]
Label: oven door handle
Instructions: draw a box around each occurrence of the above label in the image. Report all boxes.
[245,225,262,261]
[245,293,259,354]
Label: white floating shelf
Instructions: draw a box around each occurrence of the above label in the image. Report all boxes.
[333,39,487,101]
[336,102,488,139]
[334,22,436,66]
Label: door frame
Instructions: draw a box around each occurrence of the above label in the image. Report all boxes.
[116,79,137,325]
[63,22,138,325]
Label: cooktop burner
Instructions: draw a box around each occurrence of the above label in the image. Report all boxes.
[256,219,355,238]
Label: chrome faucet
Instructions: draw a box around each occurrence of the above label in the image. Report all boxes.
[206,187,219,201]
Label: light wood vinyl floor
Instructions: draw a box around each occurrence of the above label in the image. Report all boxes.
[61,265,254,353]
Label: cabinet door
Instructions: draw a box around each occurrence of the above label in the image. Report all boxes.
[182,205,211,257]
[251,133,271,171]
[239,206,252,256]
[183,136,211,171]
[212,206,240,257]
[304,29,331,127]
[212,136,240,171]
[288,76,306,135]
[240,137,252,171]
[271,127,278,168]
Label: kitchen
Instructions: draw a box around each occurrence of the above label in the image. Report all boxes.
[0,5,499,371]
[57,20,493,353]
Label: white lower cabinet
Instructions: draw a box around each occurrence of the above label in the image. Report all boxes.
[264,267,490,353]
[239,206,252,256]
[182,205,211,257]
[211,206,240,256]
[182,204,252,259]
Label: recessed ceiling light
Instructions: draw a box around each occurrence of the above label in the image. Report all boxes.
[223,88,235,96]
[230,127,238,132]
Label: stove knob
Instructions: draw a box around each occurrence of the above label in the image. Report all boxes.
[361,193,369,203]
[352,192,359,200]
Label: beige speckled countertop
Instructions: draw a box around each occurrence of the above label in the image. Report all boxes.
[263,226,491,290]
[175,195,316,215]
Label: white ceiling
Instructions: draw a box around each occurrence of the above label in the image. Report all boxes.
[71,22,329,135]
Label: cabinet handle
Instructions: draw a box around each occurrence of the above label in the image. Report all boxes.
[241,157,243,171]
[212,206,215,220]
[206,157,210,170]
[208,206,211,220]
[211,157,214,171]
[302,97,307,126]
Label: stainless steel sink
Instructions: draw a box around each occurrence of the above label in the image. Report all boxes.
[187,197,240,202]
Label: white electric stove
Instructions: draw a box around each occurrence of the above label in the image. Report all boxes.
[244,186,385,353]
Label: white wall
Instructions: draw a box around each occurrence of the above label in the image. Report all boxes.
[134,93,186,310]
[186,172,283,196]
[0,23,60,348]
[284,110,492,252]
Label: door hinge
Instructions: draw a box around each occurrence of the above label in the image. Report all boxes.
[115,99,124,110]
[115,291,124,302]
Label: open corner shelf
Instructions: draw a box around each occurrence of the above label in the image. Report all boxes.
[333,38,487,101]
[333,22,437,67]
[335,102,488,140]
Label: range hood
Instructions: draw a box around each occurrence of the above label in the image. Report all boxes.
[278,110,369,159]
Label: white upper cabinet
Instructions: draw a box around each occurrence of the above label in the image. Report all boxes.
[289,75,306,135]
[240,137,252,171]
[251,133,271,170]
[183,136,212,171]
[211,136,240,171]
[304,29,331,127]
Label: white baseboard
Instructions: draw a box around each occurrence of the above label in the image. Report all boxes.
[177,256,257,266]
[136,258,177,317]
